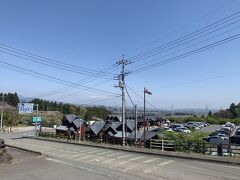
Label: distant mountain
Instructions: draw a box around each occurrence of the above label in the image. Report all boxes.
[18,95,33,103]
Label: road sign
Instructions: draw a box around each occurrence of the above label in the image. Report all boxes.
[32,117,42,123]
[18,103,34,114]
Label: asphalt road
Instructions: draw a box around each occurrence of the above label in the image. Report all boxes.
[1,129,240,180]
[0,148,119,180]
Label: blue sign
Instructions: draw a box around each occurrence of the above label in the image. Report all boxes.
[18,103,34,114]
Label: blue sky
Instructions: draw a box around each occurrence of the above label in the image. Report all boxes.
[0,0,240,109]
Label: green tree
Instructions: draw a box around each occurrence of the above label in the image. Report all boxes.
[207,111,213,117]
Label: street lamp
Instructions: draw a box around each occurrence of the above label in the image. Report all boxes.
[143,87,152,142]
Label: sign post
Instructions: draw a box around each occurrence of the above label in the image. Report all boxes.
[18,103,39,136]
[35,104,39,137]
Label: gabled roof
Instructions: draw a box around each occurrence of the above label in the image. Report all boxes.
[104,122,120,134]
[126,120,136,131]
[108,130,143,140]
[70,127,75,132]
[90,121,106,135]
[71,118,85,129]
[127,131,143,140]
[140,131,159,141]
[107,115,121,122]
[116,120,136,132]
[64,114,78,123]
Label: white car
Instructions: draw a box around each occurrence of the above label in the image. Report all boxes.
[173,127,191,133]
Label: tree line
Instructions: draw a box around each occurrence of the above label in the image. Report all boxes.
[30,98,110,120]
[0,92,20,107]
[212,103,240,119]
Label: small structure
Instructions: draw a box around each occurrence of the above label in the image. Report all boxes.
[86,121,106,141]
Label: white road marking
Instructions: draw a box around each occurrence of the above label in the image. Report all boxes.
[112,160,129,167]
[96,151,112,156]
[117,154,132,159]
[69,153,84,159]
[157,160,174,167]
[102,158,115,164]
[88,157,105,162]
[122,164,141,172]
[143,160,174,174]
[142,158,159,164]
[86,150,105,154]
[106,152,123,157]
[129,156,145,161]
[75,155,95,161]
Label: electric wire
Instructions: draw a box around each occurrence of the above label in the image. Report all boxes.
[0,59,120,96]
[128,10,240,62]
[130,33,240,75]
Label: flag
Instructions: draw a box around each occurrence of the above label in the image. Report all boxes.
[144,88,152,95]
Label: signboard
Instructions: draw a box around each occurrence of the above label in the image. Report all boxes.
[18,103,34,114]
[32,117,42,123]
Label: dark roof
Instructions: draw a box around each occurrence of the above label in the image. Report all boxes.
[107,115,121,122]
[116,119,136,132]
[127,131,143,140]
[104,122,120,134]
[90,121,106,135]
[140,131,159,141]
[64,114,79,123]
[108,130,143,140]
[70,127,76,132]
[126,120,135,131]
[72,118,85,129]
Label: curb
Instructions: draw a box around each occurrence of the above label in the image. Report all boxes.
[6,144,42,156]
[26,137,240,165]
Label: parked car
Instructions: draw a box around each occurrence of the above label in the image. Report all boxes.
[173,127,191,133]
[209,136,229,145]
[230,135,240,144]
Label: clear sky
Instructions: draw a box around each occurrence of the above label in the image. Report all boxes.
[0,0,240,110]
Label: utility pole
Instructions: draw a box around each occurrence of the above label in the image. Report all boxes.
[115,56,131,146]
[35,104,39,137]
[143,87,152,142]
[134,104,137,142]
[205,105,208,117]
[0,94,4,130]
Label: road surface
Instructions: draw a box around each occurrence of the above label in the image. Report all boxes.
[1,128,240,180]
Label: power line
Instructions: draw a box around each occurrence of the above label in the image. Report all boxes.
[126,84,161,112]
[0,48,114,79]
[125,86,135,107]
[0,42,112,75]
[79,95,121,106]
[129,23,240,72]
[0,59,119,96]
[48,79,113,102]
[130,18,240,68]
[128,10,240,62]
[130,33,240,75]
[34,64,119,99]
[123,0,236,58]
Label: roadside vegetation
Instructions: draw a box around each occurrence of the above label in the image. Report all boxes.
[160,130,210,153]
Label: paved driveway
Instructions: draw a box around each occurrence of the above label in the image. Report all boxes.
[3,137,240,180]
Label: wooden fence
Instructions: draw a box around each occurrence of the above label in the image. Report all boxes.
[150,139,175,151]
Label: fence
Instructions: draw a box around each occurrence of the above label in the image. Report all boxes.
[150,139,175,151]
[39,132,240,156]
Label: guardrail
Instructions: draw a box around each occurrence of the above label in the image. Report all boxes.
[150,139,175,151]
